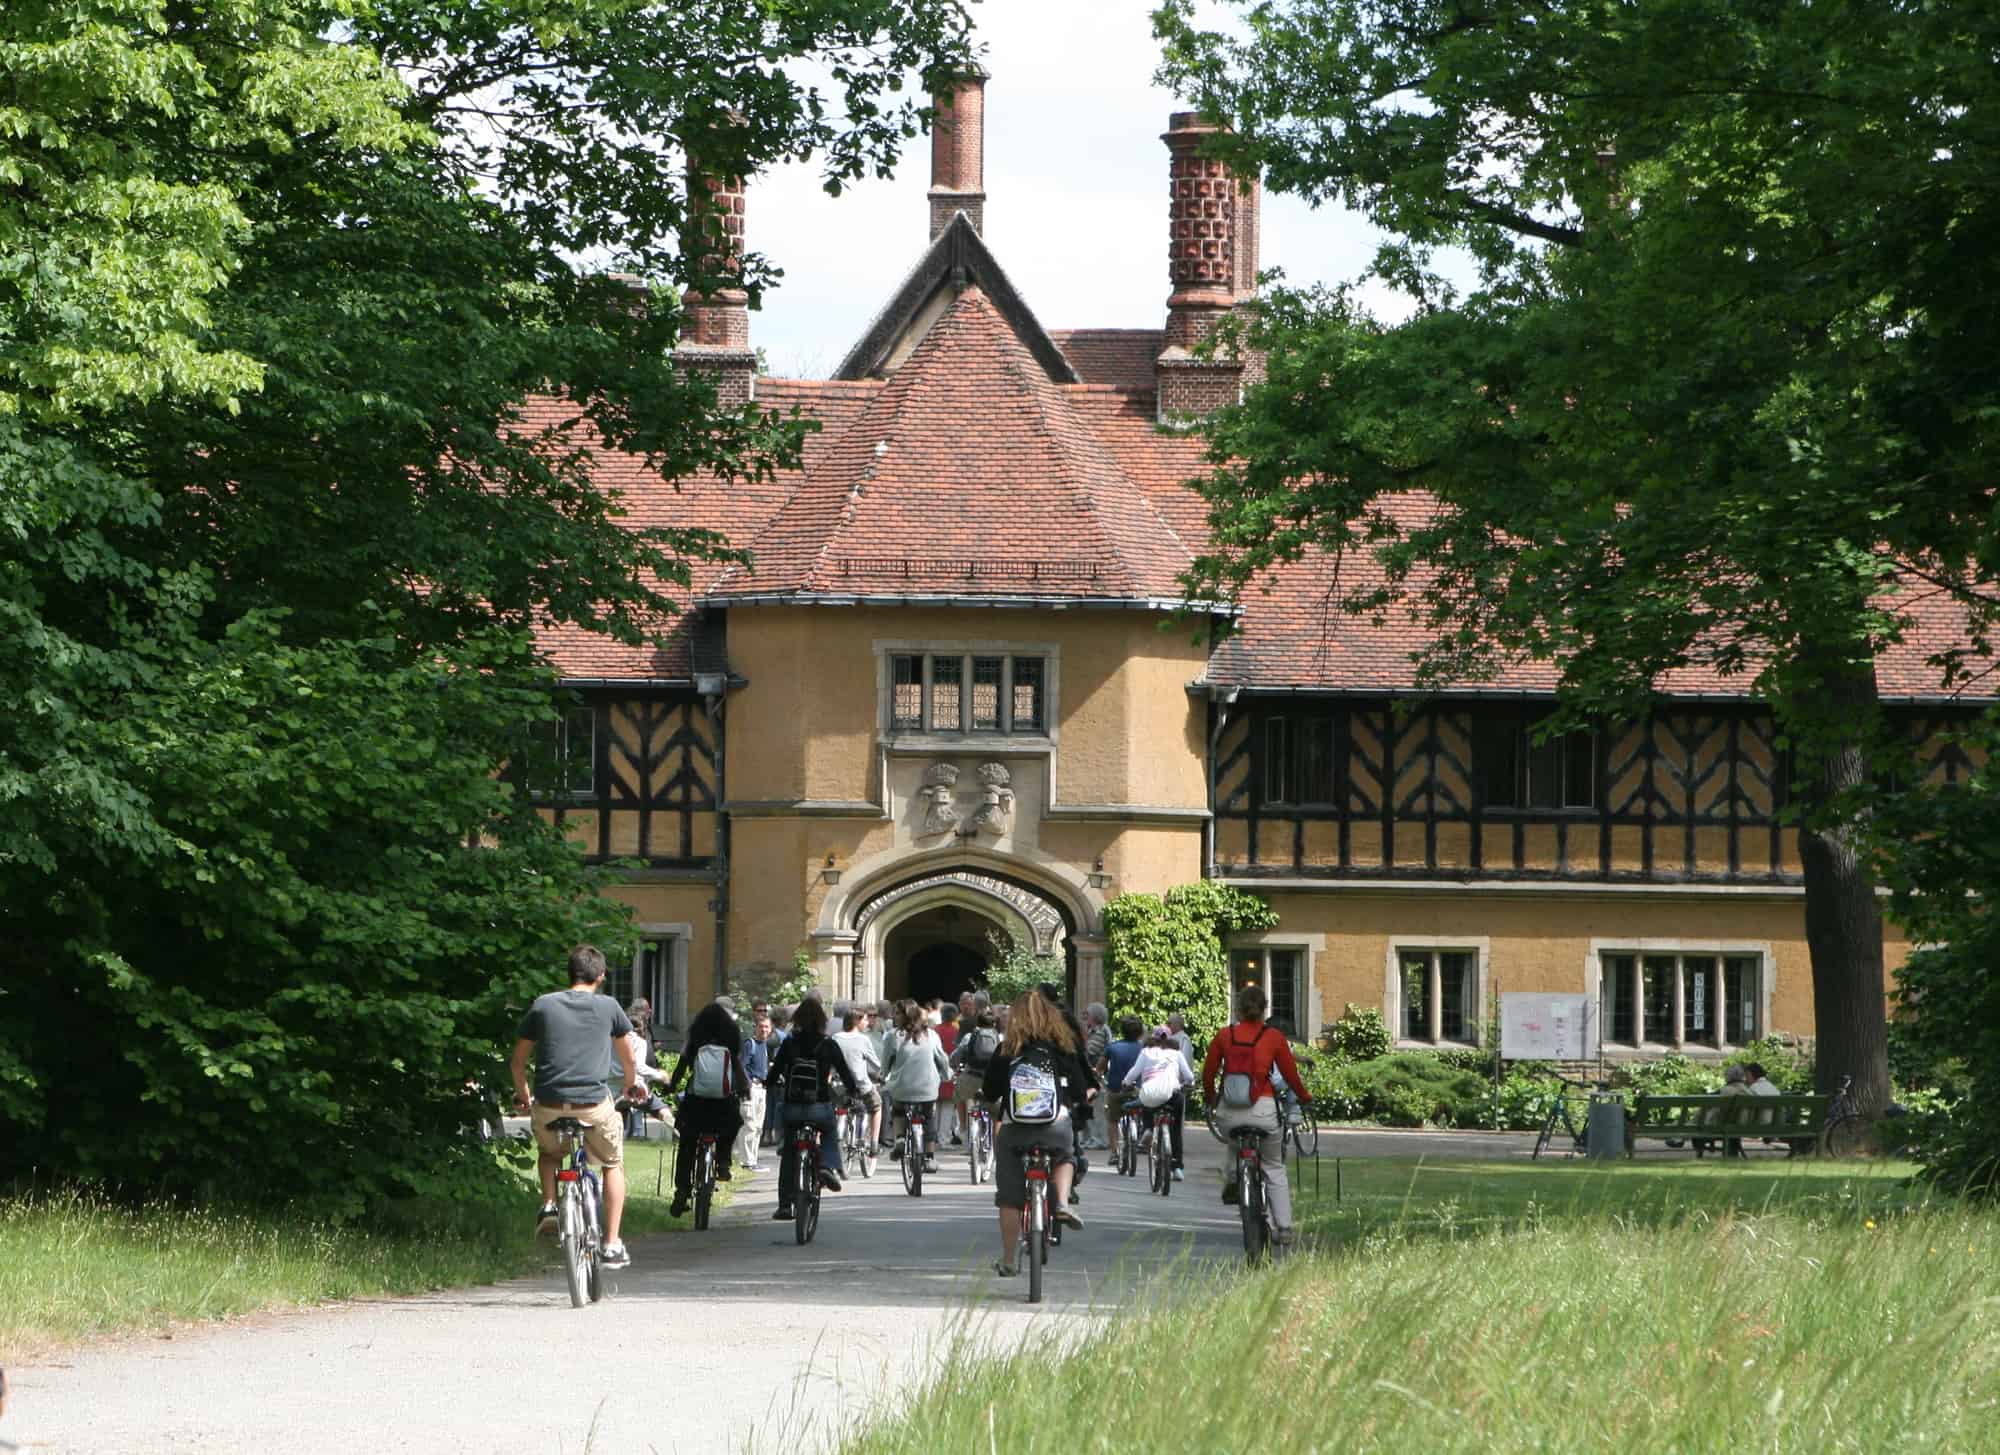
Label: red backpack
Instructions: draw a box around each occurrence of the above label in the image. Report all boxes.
[1219,1024,1277,1108]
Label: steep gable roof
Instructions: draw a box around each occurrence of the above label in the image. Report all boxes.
[834,212,1078,385]
[709,286,1205,607]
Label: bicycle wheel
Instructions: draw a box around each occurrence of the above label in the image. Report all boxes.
[1822,1112,1868,1158]
[558,1186,589,1309]
[693,1142,713,1231]
[1238,1160,1268,1263]
[582,1174,605,1303]
[1026,1185,1046,1305]
[1292,1108,1319,1160]
[1152,1122,1172,1196]
[977,1122,993,1184]
[795,1144,817,1246]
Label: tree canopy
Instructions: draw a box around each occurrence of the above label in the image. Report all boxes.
[1153,0,1999,1114]
[1,0,974,1208]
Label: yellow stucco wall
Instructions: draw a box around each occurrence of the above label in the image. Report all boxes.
[724,606,1209,807]
[1256,889,1912,1043]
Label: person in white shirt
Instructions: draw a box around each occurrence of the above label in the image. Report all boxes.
[1122,1026,1196,1180]
[1744,1062,1781,1096]
[830,1008,884,1151]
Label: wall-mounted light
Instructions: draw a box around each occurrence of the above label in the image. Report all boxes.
[1087,856,1112,890]
[820,853,843,885]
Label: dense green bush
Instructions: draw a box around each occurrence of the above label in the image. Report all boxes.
[1322,1003,1391,1063]
[1103,882,1276,1045]
[1725,1036,1814,1092]
[1323,1053,1494,1128]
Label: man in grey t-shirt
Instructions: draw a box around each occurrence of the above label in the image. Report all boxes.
[510,945,643,1268]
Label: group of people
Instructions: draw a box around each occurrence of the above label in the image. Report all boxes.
[509,951,1316,1273]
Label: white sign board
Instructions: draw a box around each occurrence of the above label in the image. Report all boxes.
[1500,992,1598,1061]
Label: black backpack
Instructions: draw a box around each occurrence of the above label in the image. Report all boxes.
[783,1047,825,1105]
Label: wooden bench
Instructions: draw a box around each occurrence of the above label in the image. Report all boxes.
[1626,1094,1831,1157]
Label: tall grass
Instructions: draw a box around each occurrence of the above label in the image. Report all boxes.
[842,1192,2000,1453]
[0,1136,690,1360]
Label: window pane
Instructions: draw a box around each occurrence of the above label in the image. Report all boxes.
[971,656,1003,731]
[1604,954,1636,1044]
[1294,716,1335,803]
[1683,957,1716,1043]
[1724,956,1760,1043]
[564,706,595,796]
[1401,954,1431,1040]
[1564,731,1596,808]
[639,939,674,1030]
[1526,733,1564,809]
[1642,955,1677,1042]
[1269,949,1302,1038]
[1010,656,1044,732]
[930,655,963,732]
[1231,950,1265,997]
[891,654,922,730]
[1439,952,1474,1042]
[1265,717,1291,803]
[1478,719,1520,808]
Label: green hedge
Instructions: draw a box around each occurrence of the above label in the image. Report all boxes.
[1103,882,1276,1045]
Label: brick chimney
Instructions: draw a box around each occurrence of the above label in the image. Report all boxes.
[927,69,987,240]
[677,157,757,406]
[1157,112,1259,421]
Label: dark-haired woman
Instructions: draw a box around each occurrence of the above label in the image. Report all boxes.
[766,995,864,1221]
[666,1000,749,1218]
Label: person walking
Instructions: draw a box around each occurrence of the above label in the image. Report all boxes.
[510,946,645,1268]
[1202,986,1311,1244]
[736,1005,775,1172]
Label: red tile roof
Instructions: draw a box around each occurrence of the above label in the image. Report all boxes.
[708,288,1199,605]
[1050,329,1165,391]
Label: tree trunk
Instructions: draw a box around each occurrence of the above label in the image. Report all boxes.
[1795,661,1893,1116]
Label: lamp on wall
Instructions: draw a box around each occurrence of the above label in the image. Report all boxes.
[820,853,842,885]
[1087,856,1113,890]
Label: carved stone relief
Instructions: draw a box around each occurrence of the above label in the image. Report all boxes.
[913,759,1016,840]
[919,761,963,837]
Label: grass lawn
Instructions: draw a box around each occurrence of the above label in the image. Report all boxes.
[843,1155,2000,1454]
[0,1131,711,1361]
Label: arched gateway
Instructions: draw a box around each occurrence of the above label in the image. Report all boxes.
[810,847,1107,1010]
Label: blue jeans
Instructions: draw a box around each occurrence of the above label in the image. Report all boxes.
[777,1102,842,1207]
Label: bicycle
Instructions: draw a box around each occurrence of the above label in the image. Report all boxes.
[1145,1098,1175,1197]
[1227,1122,1277,1264]
[1532,1076,1593,1159]
[966,1100,995,1185]
[546,1116,605,1307]
[1278,1060,1320,1160]
[836,1097,878,1180]
[1115,1098,1143,1177]
[1818,1074,1867,1157]
[690,1125,722,1232]
[893,1101,933,1196]
[1014,1143,1056,1304]
[791,1119,826,1246]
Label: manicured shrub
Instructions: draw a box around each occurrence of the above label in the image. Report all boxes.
[1323,1003,1391,1063]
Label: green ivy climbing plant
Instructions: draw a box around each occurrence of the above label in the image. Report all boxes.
[1102,883,1277,1046]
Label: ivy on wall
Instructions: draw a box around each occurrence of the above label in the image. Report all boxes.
[1103,882,1278,1046]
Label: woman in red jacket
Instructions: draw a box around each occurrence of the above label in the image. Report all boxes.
[1201,985,1312,1244]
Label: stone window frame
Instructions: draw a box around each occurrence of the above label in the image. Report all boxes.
[1229,931,1326,1045]
[629,924,691,1047]
[875,638,1060,750]
[1586,938,1775,1056]
[1384,936,1492,1048]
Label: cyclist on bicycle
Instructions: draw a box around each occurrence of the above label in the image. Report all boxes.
[950,1006,1002,1142]
[830,1007,885,1151]
[1123,1024,1195,1180]
[1100,1015,1145,1163]
[666,1000,750,1219]
[1201,986,1311,1245]
[1035,982,1101,1195]
[981,989,1089,1276]
[767,996,864,1221]
[509,945,645,1269]
[882,1000,950,1172]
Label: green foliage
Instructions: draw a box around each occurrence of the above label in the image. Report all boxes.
[1103,882,1277,1045]
[1321,1003,1391,1063]
[0,0,974,1212]
[725,950,818,1010]
[982,932,1062,1008]
[1726,1037,1815,1094]
[1882,713,2000,1194]
[1325,1053,1493,1129]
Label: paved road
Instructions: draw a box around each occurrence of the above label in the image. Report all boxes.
[9,1128,1261,1455]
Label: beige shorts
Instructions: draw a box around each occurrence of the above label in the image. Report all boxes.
[532,1098,623,1169]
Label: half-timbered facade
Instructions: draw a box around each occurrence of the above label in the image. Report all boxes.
[532,75,1986,1051]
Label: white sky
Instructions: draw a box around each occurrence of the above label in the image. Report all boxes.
[749,1,1394,378]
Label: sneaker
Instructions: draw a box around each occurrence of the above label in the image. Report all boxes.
[741,1161,760,1173]
[772,1206,794,1221]
[1221,1181,1240,1205]
[950,1134,964,1146]
[1171,1168,1185,1182]
[1055,1206,1084,1231]
[600,1241,631,1269]
[992,1258,1020,1278]
[1272,1227,1297,1246]
[923,1160,939,1175]
[669,1197,689,1218]
[535,1202,558,1237]
[820,1170,843,1192]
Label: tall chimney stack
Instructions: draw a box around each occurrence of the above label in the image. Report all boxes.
[678,156,757,405]
[927,69,987,240]
[1156,112,1258,421]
